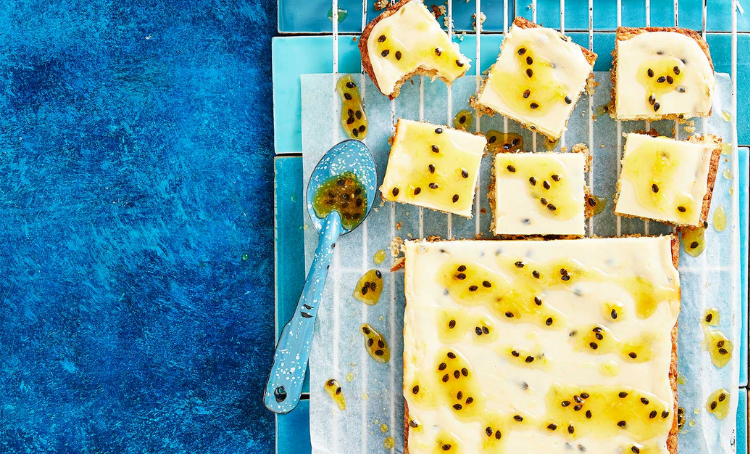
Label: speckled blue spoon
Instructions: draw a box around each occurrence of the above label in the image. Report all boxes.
[264,139,377,414]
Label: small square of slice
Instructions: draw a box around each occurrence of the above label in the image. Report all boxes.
[493,152,586,236]
[360,0,471,100]
[472,17,596,140]
[615,133,721,227]
[380,119,486,217]
[613,27,715,120]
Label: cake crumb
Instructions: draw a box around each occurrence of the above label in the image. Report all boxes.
[430,4,443,19]
[374,0,388,10]
[390,236,405,257]
[585,75,599,95]
[472,12,486,32]
[396,222,402,230]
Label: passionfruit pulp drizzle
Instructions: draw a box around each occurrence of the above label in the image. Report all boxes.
[311,172,367,230]
[336,75,367,139]
[353,269,383,305]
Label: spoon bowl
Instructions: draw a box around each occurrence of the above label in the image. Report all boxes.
[305,139,378,233]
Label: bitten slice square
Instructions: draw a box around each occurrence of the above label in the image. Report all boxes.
[614,133,721,227]
[613,27,715,121]
[359,0,471,100]
[380,119,486,217]
[472,17,596,140]
[493,152,586,236]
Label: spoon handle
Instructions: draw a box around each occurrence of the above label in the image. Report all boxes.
[264,212,343,413]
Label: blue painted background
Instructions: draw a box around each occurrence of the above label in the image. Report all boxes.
[0,1,277,453]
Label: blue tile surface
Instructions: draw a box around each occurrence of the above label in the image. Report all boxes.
[279,0,750,34]
[738,390,748,454]
[276,400,312,454]
[272,37,361,154]
[274,156,310,393]
[0,1,277,453]
[740,148,749,387]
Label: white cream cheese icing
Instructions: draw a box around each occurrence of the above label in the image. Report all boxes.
[404,237,679,454]
[615,31,714,120]
[493,152,585,236]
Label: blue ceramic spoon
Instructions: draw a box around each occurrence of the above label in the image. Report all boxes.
[264,139,377,414]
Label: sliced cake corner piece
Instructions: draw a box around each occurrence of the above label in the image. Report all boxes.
[380,119,486,217]
[492,151,586,236]
[403,237,680,454]
[613,27,715,121]
[471,17,596,140]
[614,133,721,227]
[359,0,471,100]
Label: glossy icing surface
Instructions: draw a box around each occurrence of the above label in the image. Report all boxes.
[615,31,714,120]
[404,238,680,454]
[380,119,486,217]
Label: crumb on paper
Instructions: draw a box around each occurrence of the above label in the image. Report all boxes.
[480,208,486,215]
[352,37,358,42]
[585,75,599,95]
[407,233,413,238]
[561,146,568,152]
[390,236,404,257]
[396,222,402,230]
[374,0,388,10]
